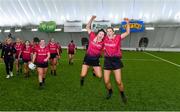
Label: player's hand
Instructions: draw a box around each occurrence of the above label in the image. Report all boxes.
[57,55,60,59]
[124,18,130,24]
[91,15,96,20]
[44,58,48,62]
[28,61,32,64]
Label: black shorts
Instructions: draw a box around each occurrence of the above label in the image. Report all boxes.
[83,55,100,66]
[50,53,58,59]
[68,51,74,55]
[104,57,123,70]
[22,59,31,63]
[36,62,48,68]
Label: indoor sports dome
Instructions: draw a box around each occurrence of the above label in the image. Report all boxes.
[0,0,180,51]
[0,0,180,111]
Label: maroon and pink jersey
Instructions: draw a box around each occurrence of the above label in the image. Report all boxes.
[68,43,76,52]
[14,43,23,57]
[104,34,122,57]
[47,42,58,54]
[86,32,104,57]
[22,46,33,60]
[32,44,39,53]
[35,46,50,63]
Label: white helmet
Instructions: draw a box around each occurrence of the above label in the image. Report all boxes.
[28,62,36,70]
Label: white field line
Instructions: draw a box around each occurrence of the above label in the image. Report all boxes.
[144,52,180,67]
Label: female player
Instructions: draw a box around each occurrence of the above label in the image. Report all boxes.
[67,40,76,64]
[14,38,23,75]
[80,16,106,86]
[20,40,33,78]
[32,39,50,89]
[47,38,60,76]
[1,38,16,78]
[103,18,130,103]
[56,42,62,65]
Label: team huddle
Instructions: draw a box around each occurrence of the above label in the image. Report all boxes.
[0,15,130,104]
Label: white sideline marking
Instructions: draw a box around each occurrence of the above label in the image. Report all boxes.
[122,59,160,61]
[144,52,180,67]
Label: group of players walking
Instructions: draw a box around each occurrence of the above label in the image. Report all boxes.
[1,37,76,87]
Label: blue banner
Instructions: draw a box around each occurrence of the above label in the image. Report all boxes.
[120,20,145,33]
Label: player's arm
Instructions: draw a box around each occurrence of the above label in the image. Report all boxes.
[59,46,62,54]
[12,46,17,58]
[44,52,50,61]
[121,18,130,39]
[18,50,22,60]
[32,52,36,63]
[57,47,60,58]
[86,15,96,34]
[57,48,60,56]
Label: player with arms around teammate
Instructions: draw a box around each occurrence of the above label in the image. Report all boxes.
[80,16,106,86]
[103,18,130,103]
[1,38,16,78]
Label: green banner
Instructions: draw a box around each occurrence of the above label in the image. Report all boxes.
[38,21,56,33]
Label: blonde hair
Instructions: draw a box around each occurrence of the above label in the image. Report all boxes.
[4,37,12,44]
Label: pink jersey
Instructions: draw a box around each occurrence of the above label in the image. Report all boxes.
[48,42,58,54]
[35,46,50,63]
[87,32,104,57]
[33,44,39,53]
[68,43,76,52]
[22,46,32,60]
[104,34,122,57]
[14,43,23,57]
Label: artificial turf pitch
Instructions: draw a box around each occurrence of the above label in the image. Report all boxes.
[0,49,180,111]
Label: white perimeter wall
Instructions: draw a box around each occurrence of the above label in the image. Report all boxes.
[0,27,180,51]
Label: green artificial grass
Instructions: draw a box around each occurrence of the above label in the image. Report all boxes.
[0,50,180,111]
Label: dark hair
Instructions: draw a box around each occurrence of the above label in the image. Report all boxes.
[97,29,106,35]
[71,40,73,43]
[33,37,40,43]
[106,27,114,32]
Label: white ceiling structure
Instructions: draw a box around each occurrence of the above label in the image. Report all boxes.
[0,0,180,26]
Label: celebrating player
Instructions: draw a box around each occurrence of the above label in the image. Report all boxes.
[103,18,130,103]
[80,16,106,86]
